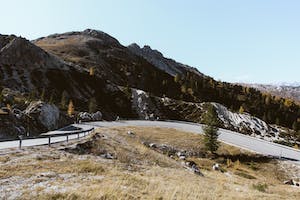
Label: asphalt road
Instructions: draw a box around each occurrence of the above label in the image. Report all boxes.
[86,120,300,161]
[0,120,299,162]
[0,124,94,150]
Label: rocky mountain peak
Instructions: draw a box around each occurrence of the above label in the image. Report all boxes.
[128,42,204,77]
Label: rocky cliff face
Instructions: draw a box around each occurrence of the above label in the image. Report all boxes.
[128,43,204,77]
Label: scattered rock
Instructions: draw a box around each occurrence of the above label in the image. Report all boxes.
[183,161,203,176]
[149,143,157,148]
[179,156,186,160]
[78,111,102,122]
[127,131,135,136]
[101,153,114,159]
[284,179,300,187]
[212,163,220,171]
[37,172,57,178]
[176,151,186,157]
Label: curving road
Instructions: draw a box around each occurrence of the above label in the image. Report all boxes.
[86,120,300,161]
[0,120,300,162]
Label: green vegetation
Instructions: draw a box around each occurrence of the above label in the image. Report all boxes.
[202,104,220,154]
[88,97,97,113]
[163,72,300,130]
[252,183,268,193]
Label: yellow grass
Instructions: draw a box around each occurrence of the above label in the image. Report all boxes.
[0,127,299,200]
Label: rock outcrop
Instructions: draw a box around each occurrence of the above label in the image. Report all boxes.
[128,43,204,77]
[25,101,60,130]
[78,111,102,122]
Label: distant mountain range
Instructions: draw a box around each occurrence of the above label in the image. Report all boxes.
[0,29,299,142]
[240,83,300,103]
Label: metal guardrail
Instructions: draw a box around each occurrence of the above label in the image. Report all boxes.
[0,127,94,149]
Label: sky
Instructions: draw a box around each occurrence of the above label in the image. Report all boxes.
[0,0,299,84]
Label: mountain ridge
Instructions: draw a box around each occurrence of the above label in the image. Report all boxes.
[0,29,299,143]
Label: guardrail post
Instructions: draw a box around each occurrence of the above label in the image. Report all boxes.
[19,139,22,149]
[48,136,51,146]
[66,135,69,142]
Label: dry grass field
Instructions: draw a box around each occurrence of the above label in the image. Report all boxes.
[0,127,299,199]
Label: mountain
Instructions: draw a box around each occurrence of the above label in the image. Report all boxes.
[128,43,204,77]
[0,29,299,144]
[240,83,300,103]
[33,29,181,99]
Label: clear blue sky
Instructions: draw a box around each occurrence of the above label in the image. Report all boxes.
[1,0,299,84]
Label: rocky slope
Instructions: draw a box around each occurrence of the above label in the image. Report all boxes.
[129,88,297,144]
[128,43,204,77]
[33,29,182,99]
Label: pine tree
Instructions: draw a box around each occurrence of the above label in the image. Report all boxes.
[239,106,245,114]
[89,67,95,76]
[49,91,55,104]
[265,94,271,105]
[174,74,180,83]
[0,91,3,103]
[293,121,299,131]
[40,88,45,101]
[88,97,97,113]
[68,100,75,117]
[202,104,220,154]
[60,91,68,110]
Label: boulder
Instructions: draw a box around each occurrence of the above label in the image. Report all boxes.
[212,163,220,171]
[78,111,102,122]
[284,179,300,187]
[78,112,92,121]
[24,101,60,130]
[91,111,102,121]
[184,161,203,176]
[127,131,135,135]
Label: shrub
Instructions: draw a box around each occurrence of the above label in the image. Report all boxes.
[252,183,268,192]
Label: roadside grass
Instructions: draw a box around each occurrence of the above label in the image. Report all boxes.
[1,127,299,199]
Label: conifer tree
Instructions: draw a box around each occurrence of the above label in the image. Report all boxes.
[60,91,68,110]
[40,88,45,101]
[68,100,74,117]
[202,104,220,154]
[88,97,97,113]
[239,106,245,114]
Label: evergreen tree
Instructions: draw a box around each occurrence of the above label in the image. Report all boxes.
[68,100,75,117]
[174,74,180,83]
[60,91,68,110]
[89,67,95,76]
[293,121,299,131]
[0,91,3,103]
[49,90,55,104]
[40,88,45,101]
[88,97,97,113]
[275,118,280,125]
[239,106,245,114]
[202,104,220,154]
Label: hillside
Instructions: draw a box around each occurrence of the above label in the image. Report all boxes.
[34,29,299,130]
[0,29,299,142]
[1,127,299,199]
